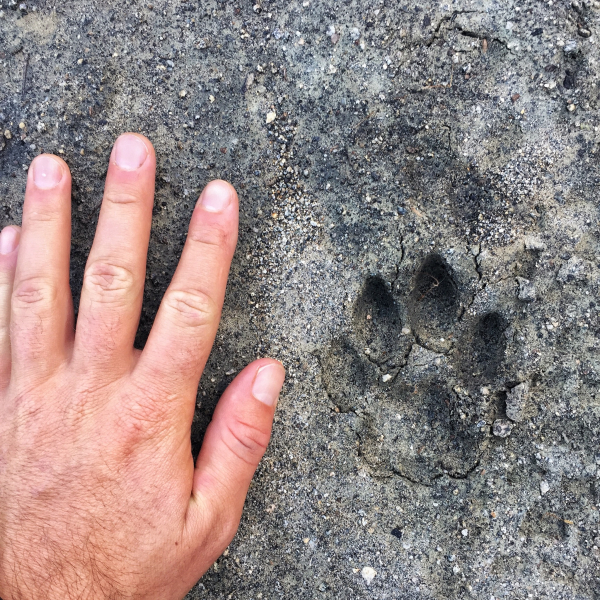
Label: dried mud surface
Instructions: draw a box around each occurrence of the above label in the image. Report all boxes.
[2,0,600,598]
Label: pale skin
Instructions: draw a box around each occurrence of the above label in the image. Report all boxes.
[0,133,285,600]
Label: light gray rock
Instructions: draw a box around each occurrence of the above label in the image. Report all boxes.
[516,277,536,302]
[493,419,513,438]
[506,381,529,422]
[524,236,547,251]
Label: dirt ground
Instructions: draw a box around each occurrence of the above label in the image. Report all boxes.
[2,0,600,598]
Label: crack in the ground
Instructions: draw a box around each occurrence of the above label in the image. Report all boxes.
[423,12,518,60]
[425,10,482,47]
[434,458,482,481]
[459,244,489,320]
[472,245,483,283]
[390,466,434,487]
[393,247,404,282]
[383,342,420,383]
[453,23,514,55]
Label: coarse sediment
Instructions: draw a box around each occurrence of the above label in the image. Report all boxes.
[2,1,600,598]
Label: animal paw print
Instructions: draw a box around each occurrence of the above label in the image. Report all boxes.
[322,253,511,485]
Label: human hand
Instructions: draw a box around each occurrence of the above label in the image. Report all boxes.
[0,134,285,600]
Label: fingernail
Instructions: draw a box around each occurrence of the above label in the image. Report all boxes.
[200,180,233,213]
[31,155,63,189]
[113,134,149,171]
[0,227,20,255]
[252,363,285,407]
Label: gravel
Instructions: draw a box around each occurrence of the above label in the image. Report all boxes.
[2,0,600,598]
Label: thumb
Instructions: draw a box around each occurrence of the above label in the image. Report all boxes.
[189,358,285,538]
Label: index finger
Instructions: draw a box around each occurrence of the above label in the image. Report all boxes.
[133,180,238,406]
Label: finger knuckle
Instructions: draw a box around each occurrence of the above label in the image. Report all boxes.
[12,275,58,311]
[202,503,241,550]
[116,390,174,446]
[103,186,141,206]
[164,289,218,328]
[219,513,242,547]
[224,418,270,465]
[27,204,62,223]
[83,260,135,305]
[190,222,235,250]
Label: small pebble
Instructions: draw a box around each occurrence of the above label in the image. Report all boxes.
[361,566,376,584]
[516,277,536,302]
[266,111,277,124]
[540,480,550,495]
[506,381,529,422]
[493,419,513,438]
[382,374,392,383]
[3,129,12,139]
[524,236,546,251]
